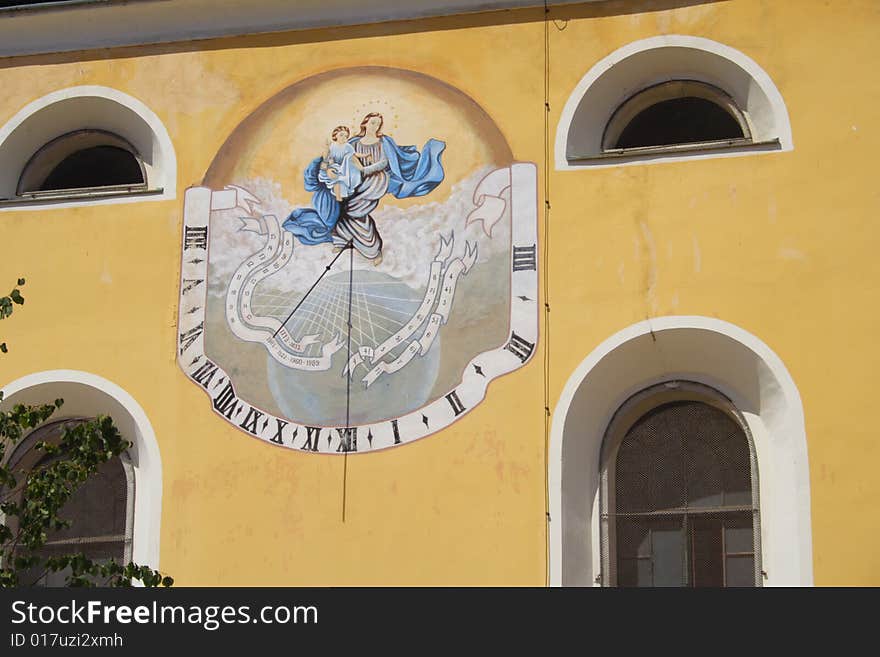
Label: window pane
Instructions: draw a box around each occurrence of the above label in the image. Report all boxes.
[613,97,744,149]
[723,514,755,554]
[616,518,650,586]
[39,145,143,190]
[687,440,723,508]
[690,517,724,587]
[684,403,750,508]
[651,521,685,587]
[721,467,752,507]
[725,555,755,587]
[617,518,652,559]
[48,457,127,541]
[616,406,687,512]
[617,518,683,586]
[18,541,125,587]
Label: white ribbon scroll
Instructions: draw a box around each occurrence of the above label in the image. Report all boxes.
[358,236,478,388]
[343,235,452,377]
[465,166,511,238]
[223,209,341,371]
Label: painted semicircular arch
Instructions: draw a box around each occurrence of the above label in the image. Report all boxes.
[203,65,514,207]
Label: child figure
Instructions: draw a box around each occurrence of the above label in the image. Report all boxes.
[319,125,363,202]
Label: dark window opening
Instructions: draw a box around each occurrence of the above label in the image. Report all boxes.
[38,145,144,191]
[613,97,745,150]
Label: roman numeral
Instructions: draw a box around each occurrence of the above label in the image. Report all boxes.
[445,390,466,416]
[239,407,263,435]
[336,427,357,453]
[301,426,321,452]
[213,382,239,420]
[191,360,218,389]
[182,278,204,294]
[270,419,288,445]
[512,244,537,271]
[391,419,402,445]
[179,321,203,355]
[504,331,535,363]
[184,226,208,250]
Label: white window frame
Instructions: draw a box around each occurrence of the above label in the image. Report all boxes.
[555,35,793,170]
[0,86,176,210]
[0,370,163,570]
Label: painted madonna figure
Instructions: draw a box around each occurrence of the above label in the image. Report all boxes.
[283,112,446,264]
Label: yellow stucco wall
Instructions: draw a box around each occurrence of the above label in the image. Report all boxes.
[1,0,878,585]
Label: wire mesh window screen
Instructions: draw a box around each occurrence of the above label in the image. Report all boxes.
[605,398,759,587]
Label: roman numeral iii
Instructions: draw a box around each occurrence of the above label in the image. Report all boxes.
[504,331,535,363]
[184,226,208,250]
[512,244,537,271]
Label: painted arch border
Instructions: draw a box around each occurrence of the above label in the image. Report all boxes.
[554,35,794,170]
[1,370,163,570]
[548,316,813,587]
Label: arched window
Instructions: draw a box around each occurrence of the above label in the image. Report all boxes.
[555,36,793,169]
[0,86,176,208]
[17,129,146,197]
[3,417,134,587]
[600,382,760,587]
[602,81,751,153]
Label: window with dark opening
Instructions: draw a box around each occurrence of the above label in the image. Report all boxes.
[17,129,146,197]
[603,80,752,152]
[39,145,144,191]
[614,97,745,149]
[601,383,760,587]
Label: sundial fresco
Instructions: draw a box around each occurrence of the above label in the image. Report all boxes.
[176,67,538,453]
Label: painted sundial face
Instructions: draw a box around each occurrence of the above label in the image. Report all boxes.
[176,67,538,453]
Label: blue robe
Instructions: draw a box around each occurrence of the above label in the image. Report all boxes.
[282,135,445,246]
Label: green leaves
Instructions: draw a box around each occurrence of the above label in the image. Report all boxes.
[1,402,174,588]
[38,555,174,588]
[1,276,26,353]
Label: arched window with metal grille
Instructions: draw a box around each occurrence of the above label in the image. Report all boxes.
[600,381,761,587]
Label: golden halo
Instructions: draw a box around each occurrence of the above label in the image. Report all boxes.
[352,99,398,134]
